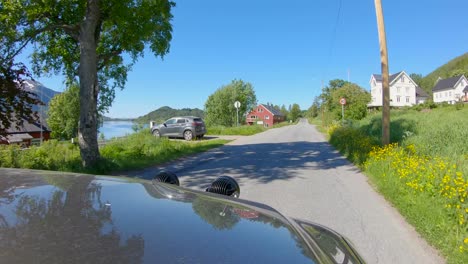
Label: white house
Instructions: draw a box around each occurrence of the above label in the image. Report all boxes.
[432,75,468,104]
[368,71,428,107]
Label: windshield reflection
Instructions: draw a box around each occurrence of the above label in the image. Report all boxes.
[0,174,144,264]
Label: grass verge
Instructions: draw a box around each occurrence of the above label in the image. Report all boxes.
[206,121,293,136]
[319,107,468,264]
[0,129,229,175]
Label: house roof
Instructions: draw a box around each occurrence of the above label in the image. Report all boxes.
[372,71,402,83]
[416,86,429,97]
[0,116,50,134]
[432,75,463,92]
[1,133,34,143]
[464,86,468,93]
[260,104,284,116]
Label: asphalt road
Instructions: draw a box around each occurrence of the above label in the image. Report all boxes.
[123,119,444,264]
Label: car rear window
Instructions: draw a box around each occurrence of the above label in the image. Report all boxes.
[193,118,203,122]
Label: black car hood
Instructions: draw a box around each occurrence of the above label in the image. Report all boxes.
[0,169,363,264]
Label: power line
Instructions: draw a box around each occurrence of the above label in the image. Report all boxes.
[321,0,344,84]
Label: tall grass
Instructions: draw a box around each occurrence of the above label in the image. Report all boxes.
[0,129,228,175]
[323,107,468,263]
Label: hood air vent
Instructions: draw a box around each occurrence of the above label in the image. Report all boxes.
[153,171,180,186]
[206,176,240,198]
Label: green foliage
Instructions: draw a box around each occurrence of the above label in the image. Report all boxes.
[207,125,265,136]
[410,73,423,87]
[289,104,301,122]
[0,130,228,174]
[1,0,175,166]
[207,122,291,136]
[312,80,370,123]
[204,79,257,127]
[331,83,371,120]
[322,107,468,263]
[135,106,204,124]
[47,83,80,139]
[419,53,468,93]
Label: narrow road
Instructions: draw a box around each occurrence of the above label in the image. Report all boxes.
[122,119,444,263]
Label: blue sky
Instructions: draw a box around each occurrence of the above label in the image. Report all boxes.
[19,0,468,118]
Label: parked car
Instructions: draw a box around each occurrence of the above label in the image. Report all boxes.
[151,116,206,140]
[0,168,365,264]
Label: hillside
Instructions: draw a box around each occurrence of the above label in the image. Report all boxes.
[419,53,468,94]
[22,80,60,112]
[135,106,204,124]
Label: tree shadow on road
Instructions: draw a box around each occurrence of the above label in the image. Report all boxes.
[148,141,361,190]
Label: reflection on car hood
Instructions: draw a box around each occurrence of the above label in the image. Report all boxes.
[0,169,364,264]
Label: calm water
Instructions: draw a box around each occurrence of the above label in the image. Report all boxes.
[99,121,135,139]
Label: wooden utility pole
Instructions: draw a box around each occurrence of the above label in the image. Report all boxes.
[374,0,390,145]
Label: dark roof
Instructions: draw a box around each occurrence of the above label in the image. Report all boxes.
[464,86,468,93]
[372,71,402,83]
[416,86,429,97]
[1,116,49,134]
[432,75,463,92]
[260,104,284,116]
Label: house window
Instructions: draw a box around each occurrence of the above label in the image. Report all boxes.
[250,115,256,119]
[397,87,400,93]
[406,97,410,103]
[445,92,447,97]
[406,87,409,93]
[397,96,401,102]
[449,91,452,97]
[401,76,405,83]
[265,115,270,120]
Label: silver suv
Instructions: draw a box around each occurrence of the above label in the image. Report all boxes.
[151,116,207,140]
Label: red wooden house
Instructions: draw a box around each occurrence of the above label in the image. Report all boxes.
[246,104,286,127]
[0,117,50,147]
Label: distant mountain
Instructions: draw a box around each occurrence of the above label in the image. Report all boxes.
[22,80,61,113]
[419,53,468,94]
[135,106,204,124]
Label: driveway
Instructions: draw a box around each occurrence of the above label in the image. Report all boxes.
[121,119,444,264]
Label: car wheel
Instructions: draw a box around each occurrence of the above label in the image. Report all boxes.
[152,129,160,138]
[183,130,193,141]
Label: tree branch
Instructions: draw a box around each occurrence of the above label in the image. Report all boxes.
[97,49,122,70]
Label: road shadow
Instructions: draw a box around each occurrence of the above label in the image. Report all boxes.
[121,140,359,190]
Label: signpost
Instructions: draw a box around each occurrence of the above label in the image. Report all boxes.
[234,101,241,127]
[340,98,346,123]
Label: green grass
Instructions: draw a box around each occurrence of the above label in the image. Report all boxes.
[0,129,229,175]
[319,106,468,263]
[206,121,293,136]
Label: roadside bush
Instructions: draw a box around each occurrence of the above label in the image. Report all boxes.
[328,124,378,165]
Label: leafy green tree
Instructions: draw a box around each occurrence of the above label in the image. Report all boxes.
[280,105,289,117]
[331,83,371,120]
[1,0,175,167]
[289,104,301,122]
[307,97,320,118]
[47,84,80,139]
[320,79,349,114]
[204,79,257,127]
[409,73,423,87]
